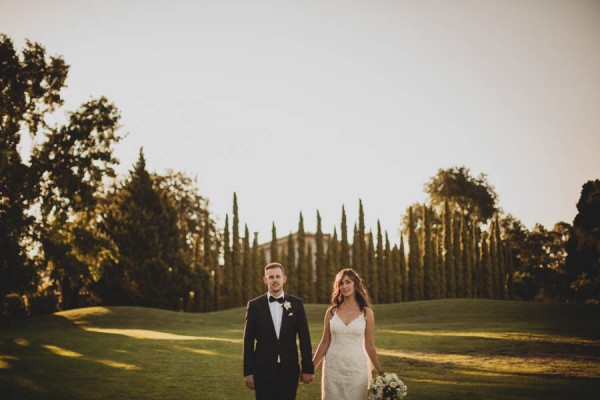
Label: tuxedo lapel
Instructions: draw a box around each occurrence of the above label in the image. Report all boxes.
[279,295,289,339]
[260,294,278,340]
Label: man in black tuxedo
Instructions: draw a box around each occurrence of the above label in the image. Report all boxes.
[243,262,314,400]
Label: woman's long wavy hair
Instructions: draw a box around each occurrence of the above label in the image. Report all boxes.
[330,268,372,315]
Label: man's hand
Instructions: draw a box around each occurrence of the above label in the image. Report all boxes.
[300,373,314,384]
[244,375,255,390]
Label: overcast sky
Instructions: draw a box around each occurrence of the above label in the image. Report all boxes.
[2,0,599,243]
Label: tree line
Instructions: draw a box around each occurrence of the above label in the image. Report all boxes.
[1,35,598,318]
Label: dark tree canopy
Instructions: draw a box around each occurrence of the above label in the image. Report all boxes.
[425,166,498,222]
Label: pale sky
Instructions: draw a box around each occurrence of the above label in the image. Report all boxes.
[2,0,599,244]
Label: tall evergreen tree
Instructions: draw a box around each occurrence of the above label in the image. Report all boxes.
[506,243,515,300]
[399,234,408,302]
[315,211,327,303]
[481,232,494,298]
[241,225,252,303]
[472,223,481,298]
[358,200,368,282]
[306,242,315,303]
[203,218,216,311]
[489,218,500,298]
[98,151,189,309]
[436,235,445,298]
[296,212,307,298]
[352,224,360,269]
[408,206,423,301]
[376,221,385,303]
[454,214,464,297]
[391,244,401,302]
[222,214,232,308]
[270,222,278,263]
[326,228,340,302]
[423,206,436,299]
[443,202,456,298]
[231,193,242,306]
[367,231,376,300]
[462,216,473,298]
[494,214,508,299]
[252,232,262,297]
[340,206,350,268]
[384,232,393,303]
[286,232,296,294]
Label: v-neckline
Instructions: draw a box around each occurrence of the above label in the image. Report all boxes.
[334,311,363,327]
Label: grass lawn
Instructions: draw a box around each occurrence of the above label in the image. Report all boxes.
[1,299,599,399]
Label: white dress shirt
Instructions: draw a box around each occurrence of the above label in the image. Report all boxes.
[267,291,284,340]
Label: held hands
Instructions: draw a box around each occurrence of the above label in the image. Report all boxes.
[300,373,314,384]
[244,375,255,390]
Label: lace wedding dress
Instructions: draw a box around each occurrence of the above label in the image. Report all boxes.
[322,312,372,400]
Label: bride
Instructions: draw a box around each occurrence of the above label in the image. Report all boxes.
[312,268,384,400]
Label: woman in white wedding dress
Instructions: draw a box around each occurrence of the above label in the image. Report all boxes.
[312,268,384,400]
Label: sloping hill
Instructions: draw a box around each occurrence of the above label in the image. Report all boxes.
[1,300,598,400]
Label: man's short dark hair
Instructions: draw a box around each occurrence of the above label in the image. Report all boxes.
[265,262,285,275]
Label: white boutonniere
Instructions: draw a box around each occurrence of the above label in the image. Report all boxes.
[283,301,292,311]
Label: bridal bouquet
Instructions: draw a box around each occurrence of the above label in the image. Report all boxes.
[368,372,408,399]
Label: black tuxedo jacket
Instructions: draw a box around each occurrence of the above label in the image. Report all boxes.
[243,293,314,379]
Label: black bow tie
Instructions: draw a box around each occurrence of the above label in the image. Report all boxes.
[269,296,284,304]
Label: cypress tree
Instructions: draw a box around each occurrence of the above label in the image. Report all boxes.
[203,219,215,311]
[326,228,340,302]
[423,206,436,300]
[340,206,350,268]
[399,234,408,302]
[481,232,493,299]
[306,242,315,303]
[384,232,393,303]
[358,200,368,283]
[286,232,296,294]
[242,225,252,303]
[367,230,377,302]
[454,214,464,297]
[222,214,232,308]
[315,211,327,303]
[232,193,242,306]
[462,217,473,298]
[352,224,360,271]
[506,243,514,300]
[376,221,385,303]
[297,212,307,298]
[437,235,447,298]
[252,232,261,297]
[495,214,508,300]
[443,202,456,298]
[489,218,499,298]
[270,222,278,263]
[472,223,481,298]
[391,244,401,302]
[408,206,423,301]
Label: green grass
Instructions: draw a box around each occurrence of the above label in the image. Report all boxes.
[1,299,599,399]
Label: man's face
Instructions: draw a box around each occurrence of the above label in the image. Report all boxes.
[264,267,286,295]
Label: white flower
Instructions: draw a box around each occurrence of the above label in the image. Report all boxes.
[283,301,292,311]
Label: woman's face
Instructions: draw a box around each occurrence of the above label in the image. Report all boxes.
[339,274,355,297]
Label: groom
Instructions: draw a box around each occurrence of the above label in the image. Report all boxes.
[243,262,314,400]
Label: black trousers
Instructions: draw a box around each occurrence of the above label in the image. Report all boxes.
[254,363,299,400]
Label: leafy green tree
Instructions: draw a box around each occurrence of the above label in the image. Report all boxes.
[565,180,600,302]
[425,166,498,223]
